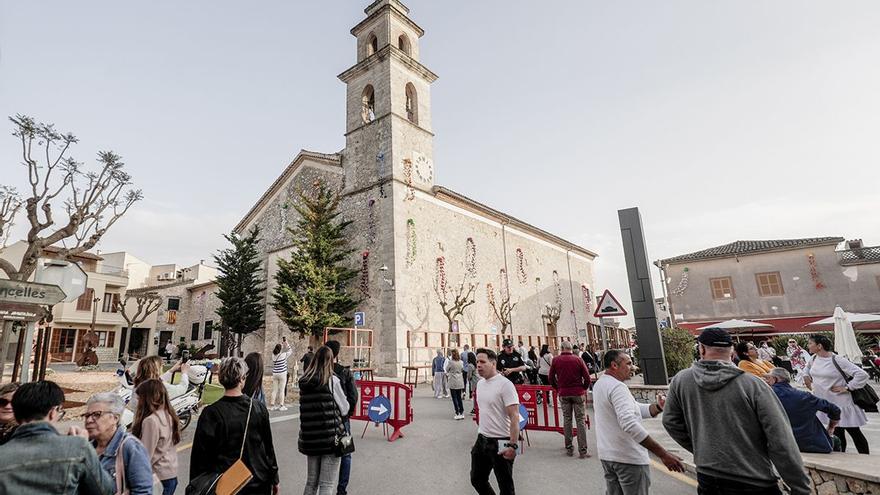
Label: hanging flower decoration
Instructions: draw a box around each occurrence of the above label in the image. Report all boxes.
[377,152,388,198]
[486,283,496,318]
[581,285,592,313]
[366,199,377,247]
[807,254,825,289]
[402,158,415,201]
[499,269,510,300]
[359,251,371,298]
[465,238,477,278]
[552,270,562,307]
[516,248,527,284]
[671,268,689,296]
[435,256,448,302]
[406,219,417,267]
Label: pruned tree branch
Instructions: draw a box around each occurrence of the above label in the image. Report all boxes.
[0,185,22,248]
[488,286,517,333]
[436,279,477,332]
[115,291,161,358]
[3,115,142,280]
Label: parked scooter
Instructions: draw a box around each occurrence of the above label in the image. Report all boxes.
[116,359,211,430]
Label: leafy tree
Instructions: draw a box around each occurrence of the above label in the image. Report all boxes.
[272,184,358,341]
[214,227,265,356]
[660,327,695,378]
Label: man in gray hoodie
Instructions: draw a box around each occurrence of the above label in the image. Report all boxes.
[662,328,811,495]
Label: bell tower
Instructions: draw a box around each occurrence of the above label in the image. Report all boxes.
[338,0,438,194]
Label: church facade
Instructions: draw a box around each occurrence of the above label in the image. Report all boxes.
[234,0,600,375]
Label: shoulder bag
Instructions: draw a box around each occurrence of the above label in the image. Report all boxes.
[186,398,255,495]
[114,435,130,495]
[831,356,879,413]
[332,384,355,457]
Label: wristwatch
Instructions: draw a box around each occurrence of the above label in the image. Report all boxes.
[504,442,518,450]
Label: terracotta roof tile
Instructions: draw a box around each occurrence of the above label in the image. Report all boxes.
[659,237,844,265]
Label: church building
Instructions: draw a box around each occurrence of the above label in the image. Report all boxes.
[234,0,600,375]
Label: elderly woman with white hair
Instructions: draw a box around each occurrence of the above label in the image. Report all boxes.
[85,392,154,494]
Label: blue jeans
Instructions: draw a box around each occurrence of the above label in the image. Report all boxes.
[338,419,351,495]
[161,477,178,495]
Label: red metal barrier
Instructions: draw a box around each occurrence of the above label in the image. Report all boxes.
[474,384,590,437]
[352,380,413,442]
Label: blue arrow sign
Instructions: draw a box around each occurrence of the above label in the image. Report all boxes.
[354,312,365,327]
[367,396,392,423]
[518,404,528,430]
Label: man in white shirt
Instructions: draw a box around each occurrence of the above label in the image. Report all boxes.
[472,348,520,495]
[593,349,683,495]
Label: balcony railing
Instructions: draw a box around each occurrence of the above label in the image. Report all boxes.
[837,245,880,266]
[94,265,129,278]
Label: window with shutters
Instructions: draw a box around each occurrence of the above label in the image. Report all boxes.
[191,322,200,341]
[710,277,735,300]
[204,320,213,340]
[755,272,784,296]
[102,293,121,313]
[76,288,95,311]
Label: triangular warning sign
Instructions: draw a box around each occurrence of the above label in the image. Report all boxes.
[593,289,627,318]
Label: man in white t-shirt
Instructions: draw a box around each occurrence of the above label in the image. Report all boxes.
[472,348,520,495]
[593,349,683,495]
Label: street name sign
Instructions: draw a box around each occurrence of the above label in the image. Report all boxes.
[0,303,48,322]
[0,280,67,305]
[593,289,627,318]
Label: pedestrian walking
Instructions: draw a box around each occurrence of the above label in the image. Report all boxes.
[497,339,527,385]
[298,346,351,495]
[663,328,810,494]
[300,345,315,372]
[548,341,592,458]
[326,340,359,495]
[467,351,479,401]
[593,349,683,495]
[786,339,809,384]
[462,344,473,397]
[243,351,267,405]
[580,346,598,376]
[270,339,293,411]
[432,349,448,398]
[85,393,154,495]
[0,381,114,494]
[735,342,774,377]
[131,379,181,495]
[445,348,466,419]
[471,348,520,495]
[763,368,841,453]
[803,334,871,454]
[525,347,539,385]
[0,382,19,445]
[190,357,280,494]
[537,344,553,385]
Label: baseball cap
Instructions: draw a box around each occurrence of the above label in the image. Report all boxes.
[697,328,733,347]
[502,339,514,347]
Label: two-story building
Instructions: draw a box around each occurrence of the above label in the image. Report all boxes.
[656,237,880,336]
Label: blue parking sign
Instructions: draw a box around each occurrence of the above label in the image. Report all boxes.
[354,312,365,327]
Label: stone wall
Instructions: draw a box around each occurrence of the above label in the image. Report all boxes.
[804,454,880,495]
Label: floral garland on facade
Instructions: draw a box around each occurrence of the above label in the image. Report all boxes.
[406,219,417,267]
[671,268,689,296]
[435,256,448,302]
[465,238,477,278]
[376,152,388,199]
[486,283,496,318]
[500,268,510,300]
[581,285,592,313]
[367,199,377,247]
[552,270,563,308]
[402,158,415,201]
[516,248,527,284]
[808,254,825,289]
[359,251,371,299]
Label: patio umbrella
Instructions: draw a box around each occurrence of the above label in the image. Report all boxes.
[831,306,863,362]
[805,310,880,330]
[697,319,774,333]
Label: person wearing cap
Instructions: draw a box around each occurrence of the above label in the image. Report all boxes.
[763,367,841,454]
[496,339,527,385]
[662,328,810,495]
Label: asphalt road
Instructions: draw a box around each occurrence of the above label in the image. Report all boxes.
[173,386,697,495]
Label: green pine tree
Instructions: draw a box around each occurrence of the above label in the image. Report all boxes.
[214,226,265,356]
[272,183,358,340]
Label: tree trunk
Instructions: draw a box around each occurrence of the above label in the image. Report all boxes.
[119,325,132,360]
[237,332,243,358]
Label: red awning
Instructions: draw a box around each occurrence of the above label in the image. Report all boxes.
[679,316,830,336]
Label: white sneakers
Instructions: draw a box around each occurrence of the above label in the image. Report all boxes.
[268,405,277,411]
[268,405,288,411]
[453,414,464,420]
[279,405,289,411]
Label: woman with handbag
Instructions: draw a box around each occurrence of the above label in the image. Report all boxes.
[804,334,872,454]
[190,357,280,494]
[298,346,350,495]
[132,379,181,495]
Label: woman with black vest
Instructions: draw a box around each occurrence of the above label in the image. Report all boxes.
[298,346,350,495]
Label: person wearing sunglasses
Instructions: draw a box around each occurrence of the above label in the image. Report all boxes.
[0,380,114,495]
[85,392,154,494]
[0,382,19,445]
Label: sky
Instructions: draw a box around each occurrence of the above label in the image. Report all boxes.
[2,1,879,326]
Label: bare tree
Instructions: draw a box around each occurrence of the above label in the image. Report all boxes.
[0,186,22,248]
[542,302,562,328]
[0,115,142,281]
[488,286,517,334]
[114,290,161,359]
[435,279,477,333]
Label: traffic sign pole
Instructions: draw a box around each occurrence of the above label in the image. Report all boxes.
[18,321,36,384]
[599,317,607,352]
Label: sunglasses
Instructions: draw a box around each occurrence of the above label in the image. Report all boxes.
[0,398,11,408]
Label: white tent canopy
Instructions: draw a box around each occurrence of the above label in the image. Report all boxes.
[697,319,774,332]
[805,311,880,329]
